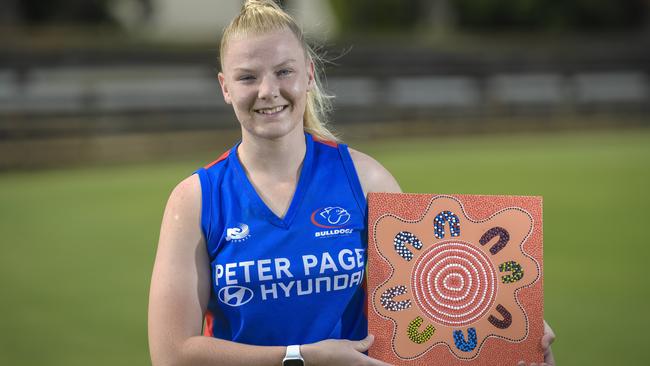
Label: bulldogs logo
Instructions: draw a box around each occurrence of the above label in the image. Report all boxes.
[311,207,351,229]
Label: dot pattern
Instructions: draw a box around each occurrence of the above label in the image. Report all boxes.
[434,211,461,239]
[499,261,524,284]
[412,241,497,326]
[380,285,412,312]
[370,195,541,362]
[394,231,423,261]
[479,226,510,255]
[408,316,435,344]
[453,327,478,352]
[488,304,513,329]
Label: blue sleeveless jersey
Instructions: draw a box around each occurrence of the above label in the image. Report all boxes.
[194,133,368,346]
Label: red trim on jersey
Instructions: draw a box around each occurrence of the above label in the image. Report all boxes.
[203,310,215,337]
[204,150,230,169]
[312,136,338,148]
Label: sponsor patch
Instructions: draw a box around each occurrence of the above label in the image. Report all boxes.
[218,285,254,307]
[226,223,250,242]
[311,207,353,238]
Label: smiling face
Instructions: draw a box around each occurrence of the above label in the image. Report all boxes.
[218,27,314,141]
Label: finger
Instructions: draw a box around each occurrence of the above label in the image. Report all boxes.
[362,353,393,366]
[542,320,556,349]
[353,334,375,353]
[544,346,556,366]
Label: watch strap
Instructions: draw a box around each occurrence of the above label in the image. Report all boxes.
[282,345,304,366]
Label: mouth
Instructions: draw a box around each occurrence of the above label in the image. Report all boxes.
[254,105,288,115]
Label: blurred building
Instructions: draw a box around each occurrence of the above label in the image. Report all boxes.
[1,0,649,170]
[111,0,338,41]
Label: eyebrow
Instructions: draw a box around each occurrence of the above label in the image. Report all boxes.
[274,59,297,67]
[233,59,298,73]
[233,67,255,73]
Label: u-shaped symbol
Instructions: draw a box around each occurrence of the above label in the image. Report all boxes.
[408,316,435,344]
[394,231,423,261]
[434,211,461,239]
[479,227,510,255]
[453,327,478,352]
[380,285,411,312]
[488,304,512,329]
[499,261,524,284]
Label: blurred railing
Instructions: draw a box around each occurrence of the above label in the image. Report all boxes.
[1,44,649,168]
[2,49,649,116]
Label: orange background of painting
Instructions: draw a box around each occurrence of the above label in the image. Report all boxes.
[367,193,544,365]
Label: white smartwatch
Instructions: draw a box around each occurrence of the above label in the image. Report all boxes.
[282,345,304,366]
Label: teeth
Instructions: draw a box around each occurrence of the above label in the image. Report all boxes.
[256,106,284,114]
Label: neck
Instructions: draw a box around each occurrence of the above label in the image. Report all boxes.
[237,129,307,178]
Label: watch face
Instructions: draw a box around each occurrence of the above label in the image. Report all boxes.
[283,359,304,366]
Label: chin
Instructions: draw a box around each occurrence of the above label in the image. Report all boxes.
[245,121,302,141]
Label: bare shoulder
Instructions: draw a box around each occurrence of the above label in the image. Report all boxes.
[167,174,201,209]
[348,147,401,196]
[159,173,203,244]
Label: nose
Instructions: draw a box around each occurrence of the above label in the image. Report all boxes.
[258,75,279,100]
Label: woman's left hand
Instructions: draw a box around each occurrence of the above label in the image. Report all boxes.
[517,320,556,366]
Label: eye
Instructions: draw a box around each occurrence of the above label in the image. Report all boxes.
[277,69,293,77]
[237,75,255,82]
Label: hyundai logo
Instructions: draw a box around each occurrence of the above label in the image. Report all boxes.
[218,286,254,307]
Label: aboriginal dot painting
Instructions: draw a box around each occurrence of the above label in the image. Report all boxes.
[367,193,544,365]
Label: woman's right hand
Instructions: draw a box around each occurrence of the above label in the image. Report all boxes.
[301,334,393,366]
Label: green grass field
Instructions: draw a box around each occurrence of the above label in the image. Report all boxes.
[1,128,648,365]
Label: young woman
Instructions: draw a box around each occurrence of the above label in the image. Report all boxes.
[148,1,555,365]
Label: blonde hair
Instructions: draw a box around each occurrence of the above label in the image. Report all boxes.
[220,0,338,142]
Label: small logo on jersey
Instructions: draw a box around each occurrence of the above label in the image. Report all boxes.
[218,286,254,307]
[311,207,351,228]
[225,223,250,242]
[311,207,354,238]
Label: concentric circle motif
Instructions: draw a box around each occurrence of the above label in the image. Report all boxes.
[411,241,497,327]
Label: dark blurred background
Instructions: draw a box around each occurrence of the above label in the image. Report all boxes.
[1,1,649,366]
[1,0,648,168]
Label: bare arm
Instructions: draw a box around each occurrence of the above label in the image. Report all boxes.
[148,174,390,366]
[148,175,287,366]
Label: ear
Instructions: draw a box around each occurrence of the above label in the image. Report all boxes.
[306,60,315,91]
[218,72,232,105]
